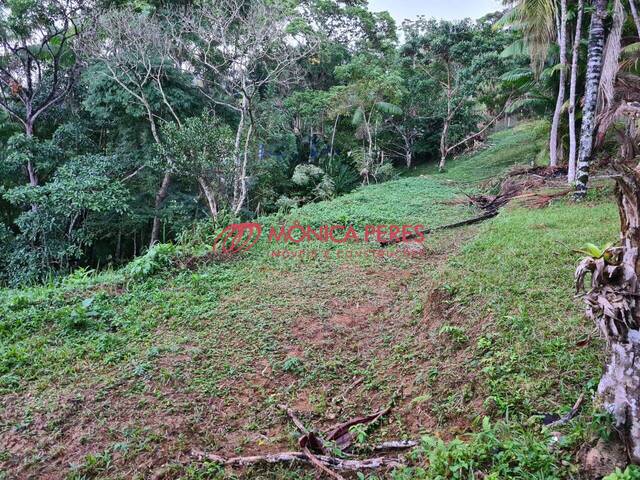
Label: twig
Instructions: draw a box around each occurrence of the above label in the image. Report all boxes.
[278,404,309,435]
[333,377,364,404]
[547,393,585,427]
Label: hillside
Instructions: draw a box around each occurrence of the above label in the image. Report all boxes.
[0,122,621,479]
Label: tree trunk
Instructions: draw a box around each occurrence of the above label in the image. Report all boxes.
[233,123,252,215]
[198,177,218,219]
[577,162,640,462]
[568,0,584,184]
[630,0,640,38]
[330,115,340,162]
[599,0,625,112]
[233,95,248,210]
[439,119,450,172]
[24,121,39,187]
[575,0,607,199]
[150,171,171,247]
[550,0,568,168]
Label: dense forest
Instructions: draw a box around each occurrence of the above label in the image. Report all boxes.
[0,0,529,285]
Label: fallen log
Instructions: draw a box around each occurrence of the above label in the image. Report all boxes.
[379,210,499,247]
[192,449,405,471]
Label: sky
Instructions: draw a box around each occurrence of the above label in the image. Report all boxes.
[368,0,505,23]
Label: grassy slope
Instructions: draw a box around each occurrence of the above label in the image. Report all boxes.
[0,122,622,479]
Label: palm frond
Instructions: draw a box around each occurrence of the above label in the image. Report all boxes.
[375,101,402,116]
[351,107,365,126]
[500,39,530,58]
[499,0,557,76]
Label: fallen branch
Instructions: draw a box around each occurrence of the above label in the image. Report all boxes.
[546,393,585,428]
[192,450,404,471]
[379,210,499,247]
[303,446,346,480]
[278,404,309,435]
[373,440,419,452]
[325,406,392,450]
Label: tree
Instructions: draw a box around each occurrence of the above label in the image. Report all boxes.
[567,0,584,183]
[330,54,404,183]
[176,0,318,214]
[549,0,568,167]
[0,0,82,188]
[81,7,194,246]
[575,0,607,199]
[404,18,511,172]
[161,116,235,219]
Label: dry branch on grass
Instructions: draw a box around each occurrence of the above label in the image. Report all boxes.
[191,449,405,471]
[193,403,416,477]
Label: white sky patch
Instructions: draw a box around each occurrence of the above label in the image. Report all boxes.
[369,0,504,23]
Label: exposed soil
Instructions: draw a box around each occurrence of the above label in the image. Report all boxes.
[1,227,488,479]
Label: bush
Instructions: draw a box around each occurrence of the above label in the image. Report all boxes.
[125,243,176,280]
[605,467,640,480]
[392,418,565,479]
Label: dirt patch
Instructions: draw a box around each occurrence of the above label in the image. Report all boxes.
[1,230,485,479]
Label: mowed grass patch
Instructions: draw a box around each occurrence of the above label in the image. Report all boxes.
[443,199,618,416]
[403,120,549,183]
[284,175,476,230]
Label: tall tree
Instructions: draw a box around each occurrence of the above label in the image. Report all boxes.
[81,8,192,246]
[549,0,568,167]
[176,0,317,214]
[0,0,82,187]
[575,0,608,199]
[567,0,584,183]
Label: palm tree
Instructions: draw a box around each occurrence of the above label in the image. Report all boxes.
[575,0,608,199]
[501,0,568,167]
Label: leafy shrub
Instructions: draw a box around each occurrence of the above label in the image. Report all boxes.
[392,418,565,479]
[291,164,336,200]
[125,243,176,280]
[61,297,104,332]
[319,156,360,195]
[605,466,640,480]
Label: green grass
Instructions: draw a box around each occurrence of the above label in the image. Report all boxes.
[0,120,623,479]
[403,120,549,183]
[286,176,475,228]
[445,200,617,416]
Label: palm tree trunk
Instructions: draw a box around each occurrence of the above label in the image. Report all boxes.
[579,162,640,462]
[599,0,625,111]
[568,0,584,183]
[575,0,607,199]
[550,0,568,167]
